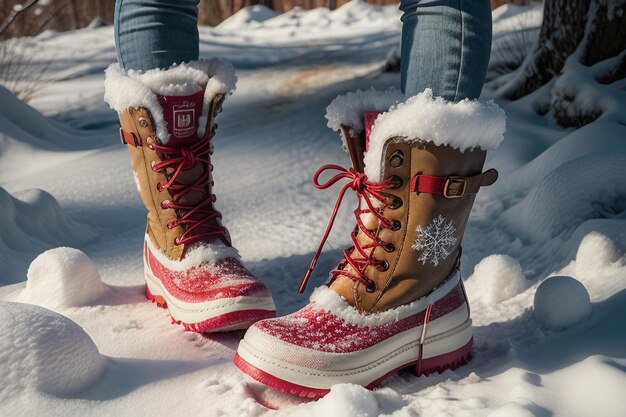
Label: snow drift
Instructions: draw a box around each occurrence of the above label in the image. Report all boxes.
[0,187,95,285]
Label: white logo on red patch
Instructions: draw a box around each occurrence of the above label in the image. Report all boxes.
[172,104,196,138]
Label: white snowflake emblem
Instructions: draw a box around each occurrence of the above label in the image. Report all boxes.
[412,215,457,266]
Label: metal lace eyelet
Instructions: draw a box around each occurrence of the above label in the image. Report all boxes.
[138,116,149,128]
[390,220,401,231]
[389,196,403,210]
[384,242,395,252]
[388,175,403,189]
[166,219,176,229]
[377,260,389,272]
[388,150,404,168]
[160,200,170,209]
[365,280,377,293]
[174,237,181,245]
[156,183,163,192]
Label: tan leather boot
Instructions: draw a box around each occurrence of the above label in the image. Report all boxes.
[105,59,275,332]
[235,88,505,396]
[326,119,498,312]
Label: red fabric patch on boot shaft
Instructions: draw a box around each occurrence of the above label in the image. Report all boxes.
[157,91,205,146]
[363,111,381,152]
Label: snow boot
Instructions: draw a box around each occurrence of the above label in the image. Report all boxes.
[104,59,275,332]
[234,89,505,396]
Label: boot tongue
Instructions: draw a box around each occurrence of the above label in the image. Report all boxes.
[157,91,205,147]
[343,111,380,173]
[363,111,380,153]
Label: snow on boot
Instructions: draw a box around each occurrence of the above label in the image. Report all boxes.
[235,88,505,396]
[104,60,275,332]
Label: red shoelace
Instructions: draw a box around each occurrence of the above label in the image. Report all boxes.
[299,164,394,293]
[150,135,228,247]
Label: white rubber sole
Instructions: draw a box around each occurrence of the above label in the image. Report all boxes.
[235,305,472,394]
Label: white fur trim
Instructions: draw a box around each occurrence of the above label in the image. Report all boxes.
[145,234,240,272]
[325,87,404,133]
[365,89,506,180]
[104,59,237,143]
[310,269,461,326]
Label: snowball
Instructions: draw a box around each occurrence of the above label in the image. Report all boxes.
[575,232,621,272]
[0,301,105,398]
[468,255,528,303]
[22,247,109,310]
[293,384,380,417]
[533,276,592,330]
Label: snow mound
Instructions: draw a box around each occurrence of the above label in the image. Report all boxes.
[0,187,96,285]
[498,122,626,197]
[575,232,622,272]
[217,5,279,30]
[21,248,109,310]
[533,276,592,330]
[555,231,626,302]
[213,0,400,38]
[0,85,96,152]
[466,254,529,304]
[293,384,379,417]
[501,153,626,241]
[0,301,104,399]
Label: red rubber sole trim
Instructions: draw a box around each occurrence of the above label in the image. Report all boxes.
[235,338,473,399]
[415,337,473,377]
[145,285,276,333]
[234,352,330,398]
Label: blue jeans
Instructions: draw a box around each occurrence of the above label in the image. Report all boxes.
[114,0,200,73]
[114,0,491,101]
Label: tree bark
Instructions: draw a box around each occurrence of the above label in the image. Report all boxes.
[504,0,626,127]
[505,0,590,100]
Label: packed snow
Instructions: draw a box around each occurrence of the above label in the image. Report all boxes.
[0,301,105,400]
[0,1,625,416]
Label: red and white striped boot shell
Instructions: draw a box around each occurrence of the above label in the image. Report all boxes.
[144,235,276,333]
[235,270,471,398]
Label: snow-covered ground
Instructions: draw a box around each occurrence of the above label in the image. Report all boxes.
[1,2,625,416]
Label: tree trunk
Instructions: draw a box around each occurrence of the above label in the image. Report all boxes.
[504,0,626,127]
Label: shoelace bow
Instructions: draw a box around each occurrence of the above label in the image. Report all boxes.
[299,164,394,293]
[151,135,228,246]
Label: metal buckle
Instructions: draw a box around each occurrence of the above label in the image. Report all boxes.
[443,176,467,199]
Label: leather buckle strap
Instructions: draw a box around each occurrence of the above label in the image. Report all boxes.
[411,169,498,199]
[119,128,141,147]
